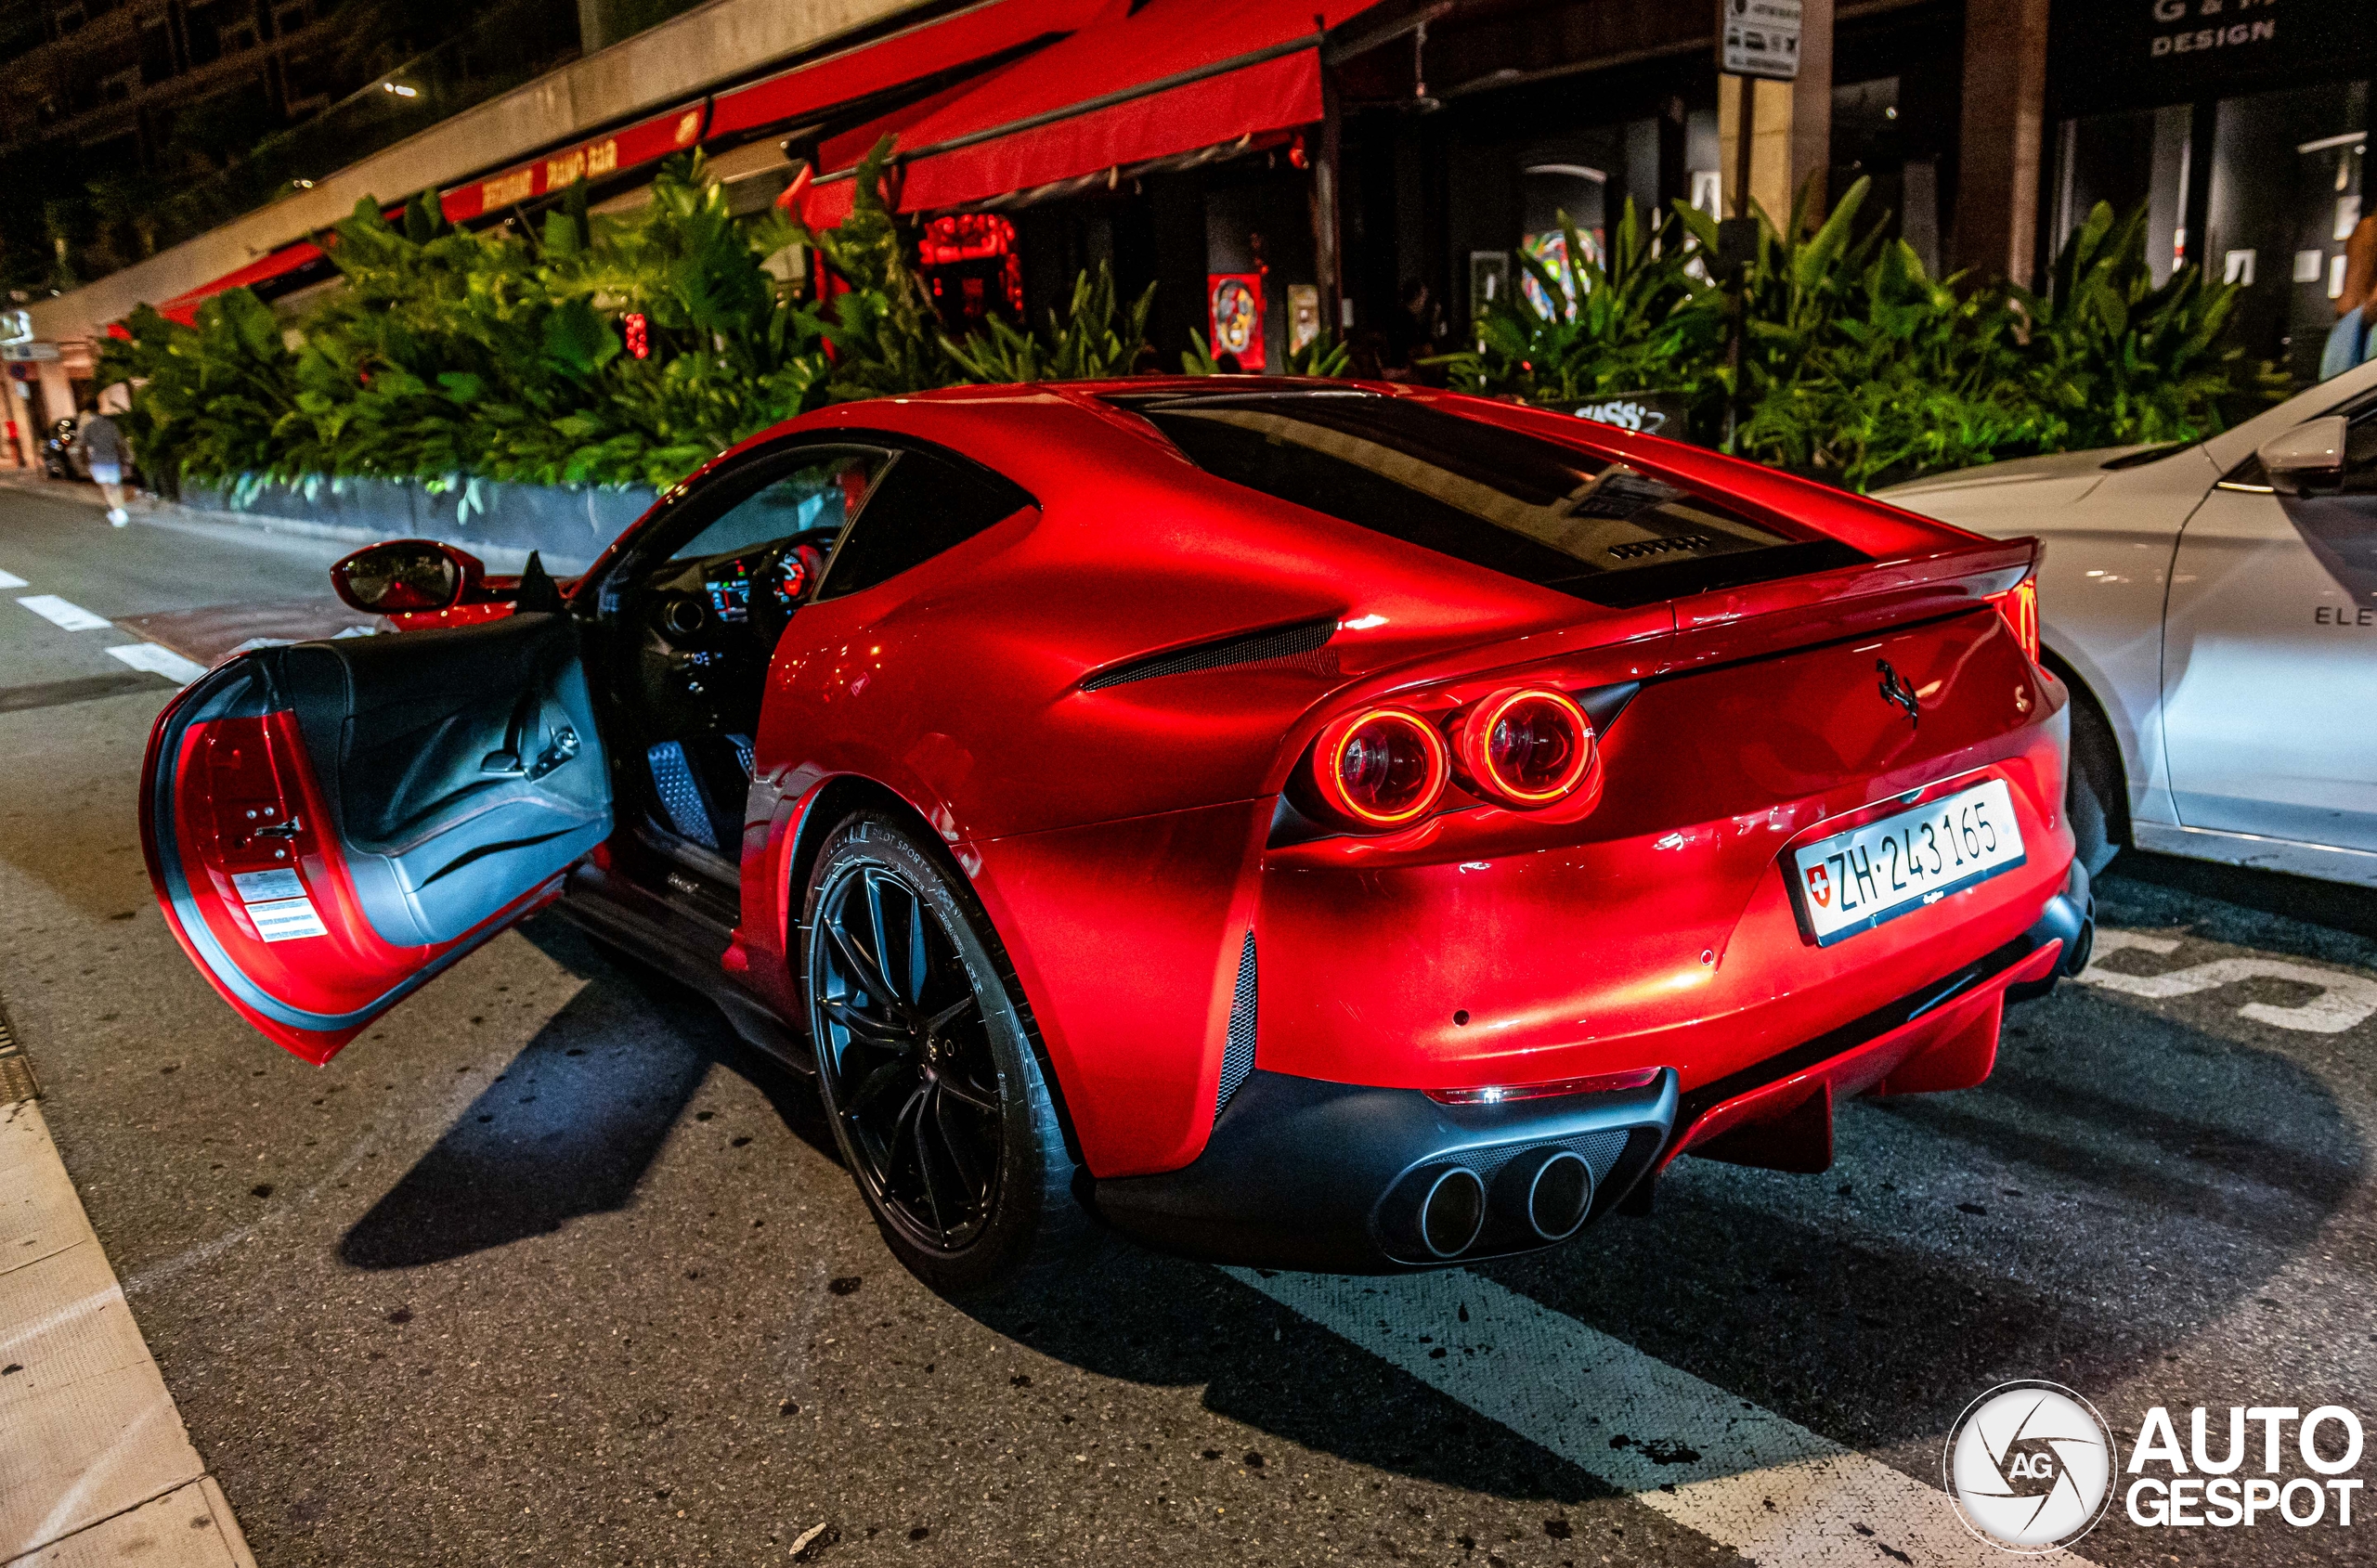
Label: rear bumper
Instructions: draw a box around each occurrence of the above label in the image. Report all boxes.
[1090,1066,1677,1273]
[1090,906,2072,1273]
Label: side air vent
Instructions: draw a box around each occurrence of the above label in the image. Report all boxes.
[1216,930,1257,1115]
[1082,618,1338,692]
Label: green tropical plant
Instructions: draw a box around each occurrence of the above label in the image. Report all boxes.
[100,150,2284,501]
[1699,178,2061,487]
[2013,198,2288,448]
[1434,197,1716,404]
[1437,175,2279,489]
[1182,320,1351,377]
[105,287,303,488]
[785,136,954,401]
[943,259,1155,382]
[103,155,839,492]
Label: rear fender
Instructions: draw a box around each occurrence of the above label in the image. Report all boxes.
[962,797,1272,1179]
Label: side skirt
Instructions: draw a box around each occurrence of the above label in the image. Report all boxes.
[552,866,812,1073]
[2132,822,2377,890]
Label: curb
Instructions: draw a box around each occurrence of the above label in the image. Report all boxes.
[0,994,258,1568]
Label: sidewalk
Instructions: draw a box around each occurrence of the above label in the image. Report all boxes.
[0,1001,257,1568]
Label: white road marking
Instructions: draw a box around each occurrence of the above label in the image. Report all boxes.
[0,570,26,590]
[12,596,110,632]
[103,643,208,686]
[2077,928,2377,1033]
[1230,1267,2062,1566]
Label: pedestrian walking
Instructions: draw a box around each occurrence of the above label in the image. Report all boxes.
[74,408,131,525]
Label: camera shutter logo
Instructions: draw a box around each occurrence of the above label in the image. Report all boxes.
[1944,1381,2119,1552]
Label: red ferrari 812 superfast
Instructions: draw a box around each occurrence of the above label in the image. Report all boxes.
[141,380,2089,1294]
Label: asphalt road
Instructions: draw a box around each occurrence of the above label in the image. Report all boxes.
[2,480,2372,1566]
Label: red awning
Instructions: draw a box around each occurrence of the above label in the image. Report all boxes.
[154,240,331,327]
[708,0,1112,142]
[801,0,1384,220]
[790,74,989,230]
[439,100,712,225]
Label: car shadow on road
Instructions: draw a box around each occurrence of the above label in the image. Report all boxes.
[338,904,2367,1510]
[2100,849,2377,961]
[956,972,2367,1492]
[338,914,836,1269]
[963,1246,1632,1507]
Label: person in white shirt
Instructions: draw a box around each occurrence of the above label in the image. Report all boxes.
[74,409,131,525]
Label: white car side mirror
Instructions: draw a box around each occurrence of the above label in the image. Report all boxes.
[2256,415,2347,492]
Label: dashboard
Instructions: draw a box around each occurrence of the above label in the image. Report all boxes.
[628,532,834,735]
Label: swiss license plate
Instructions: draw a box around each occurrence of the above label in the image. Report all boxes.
[1790,779,2026,946]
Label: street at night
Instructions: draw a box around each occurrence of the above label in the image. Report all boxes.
[9,1,2377,1562]
[3,482,2371,1565]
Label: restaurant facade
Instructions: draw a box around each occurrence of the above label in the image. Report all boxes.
[13,0,2377,465]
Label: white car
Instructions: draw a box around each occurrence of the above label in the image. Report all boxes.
[1883,357,2377,889]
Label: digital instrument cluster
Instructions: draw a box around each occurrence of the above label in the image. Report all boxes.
[704,558,752,623]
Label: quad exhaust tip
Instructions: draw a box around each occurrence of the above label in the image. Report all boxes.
[2064,916,2095,977]
[1522,1149,1594,1240]
[1416,1166,1487,1258]
[1406,1147,1598,1259]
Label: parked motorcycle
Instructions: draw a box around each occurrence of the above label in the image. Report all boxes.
[40,418,82,481]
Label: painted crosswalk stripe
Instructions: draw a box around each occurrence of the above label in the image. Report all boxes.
[104,642,209,686]
[14,595,110,631]
[0,569,26,590]
[1229,1266,2083,1567]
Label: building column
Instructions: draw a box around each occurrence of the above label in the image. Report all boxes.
[1718,77,1793,225]
[1952,0,2050,285]
[578,0,617,54]
[36,359,75,428]
[1312,67,1344,339]
[5,377,33,467]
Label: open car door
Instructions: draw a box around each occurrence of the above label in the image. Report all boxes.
[140,614,611,1063]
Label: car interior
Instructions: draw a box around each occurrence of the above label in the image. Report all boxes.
[578,434,1036,889]
[592,445,887,870]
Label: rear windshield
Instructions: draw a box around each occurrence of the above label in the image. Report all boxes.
[1109,391,1859,605]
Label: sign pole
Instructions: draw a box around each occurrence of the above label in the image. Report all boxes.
[1725,71,1753,449]
[1716,0,1799,450]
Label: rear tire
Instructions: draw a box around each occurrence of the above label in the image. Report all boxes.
[2059,669,2126,878]
[800,811,1090,1298]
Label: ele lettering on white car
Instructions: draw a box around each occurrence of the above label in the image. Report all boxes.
[1884,356,2377,889]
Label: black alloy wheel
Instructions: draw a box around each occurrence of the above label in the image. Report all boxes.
[802,813,1088,1294]
[812,862,1004,1249]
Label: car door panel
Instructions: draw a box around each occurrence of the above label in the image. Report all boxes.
[2162,473,2377,851]
[142,614,611,1062]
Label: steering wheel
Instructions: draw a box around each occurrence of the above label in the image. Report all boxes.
[748,538,828,653]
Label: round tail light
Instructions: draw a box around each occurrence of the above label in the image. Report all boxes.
[1455,687,1599,807]
[1311,706,1449,829]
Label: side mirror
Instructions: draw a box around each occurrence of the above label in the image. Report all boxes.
[331,539,485,614]
[2256,415,2347,493]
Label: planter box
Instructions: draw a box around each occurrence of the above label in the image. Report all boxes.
[178,473,656,574]
[1539,392,1693,441]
